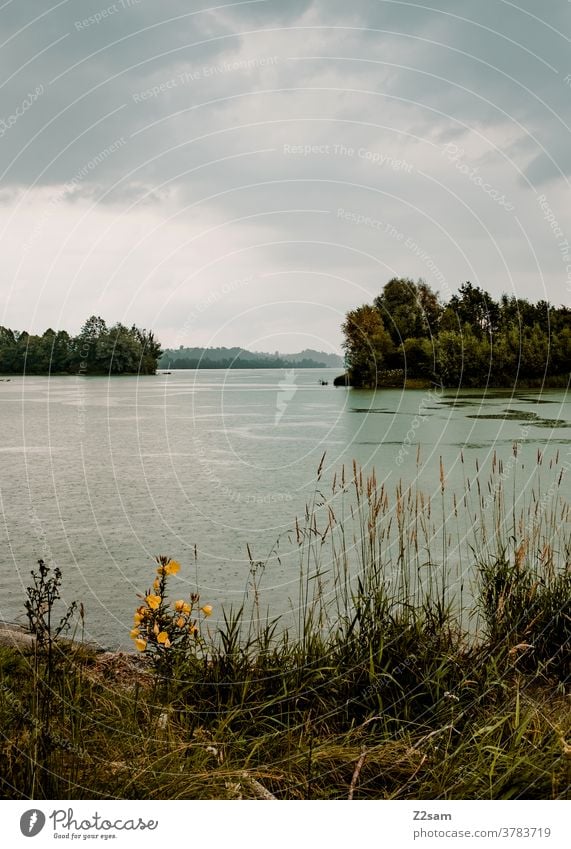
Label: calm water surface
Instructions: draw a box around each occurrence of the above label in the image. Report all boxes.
[1,370,569,647]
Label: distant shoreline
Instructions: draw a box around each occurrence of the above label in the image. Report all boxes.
[334,371,570,391]
[0,367,341,378]
[1,368,568,390]
[159,346,344,371]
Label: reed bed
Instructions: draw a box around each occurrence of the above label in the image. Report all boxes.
[1,452,569,799]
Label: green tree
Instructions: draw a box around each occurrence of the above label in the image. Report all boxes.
[374,277,441,345]
[38,329,57,373]
[491,326,520,384]
[72,316,107,371]
[520,324,550,379]
[0,326,18,373]
[132,327,163,375]
[402,337,435,378]
[52,330,72,373]
[0,318,161,376]
[435,331,465,386]
[551,327,571,375]
[449,283,499,338]
[342,280,569,389]
[96,324,141,374]
[342,304,394,387]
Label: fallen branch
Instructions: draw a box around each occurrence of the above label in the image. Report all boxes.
[241,772,277,800]
[348,749,367,800]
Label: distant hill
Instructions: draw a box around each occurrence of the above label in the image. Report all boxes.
[159,346,344,369]
[278,349,344,368]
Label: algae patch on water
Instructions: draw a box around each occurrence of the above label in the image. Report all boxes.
[466,408,569,427]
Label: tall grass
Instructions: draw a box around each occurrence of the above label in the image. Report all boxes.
[1,453,569,799]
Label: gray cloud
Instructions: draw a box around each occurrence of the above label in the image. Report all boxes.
[0,0,569,346]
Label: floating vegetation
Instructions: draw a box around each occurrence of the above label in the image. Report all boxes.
[467,409,569,427]
[350,408,392,414]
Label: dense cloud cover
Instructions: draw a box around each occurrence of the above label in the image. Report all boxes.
[1,0,569,350]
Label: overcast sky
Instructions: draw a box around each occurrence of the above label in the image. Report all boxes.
[1,0,569,353]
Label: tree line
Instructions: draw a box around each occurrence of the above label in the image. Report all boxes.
[342,278,571,388]
[160,346,343,369]
[0,316,162,375]
[162,355,331,369]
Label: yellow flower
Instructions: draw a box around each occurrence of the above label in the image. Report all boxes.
[201,604,213,617]
[174,599,185,612]
[146,594,161,610]
[157,631,171,647]
[130,627,140,639]
[188,623,198,636]
[134,638,147,652]
[165,560,181,576]
[153,577,160,590]
[153,623,160,635]
[134,605,148,621]
[176,617,186,629]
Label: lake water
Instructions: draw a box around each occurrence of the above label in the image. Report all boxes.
[1,370,569,648]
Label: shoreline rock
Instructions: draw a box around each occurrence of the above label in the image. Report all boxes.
[0,620,106,655]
